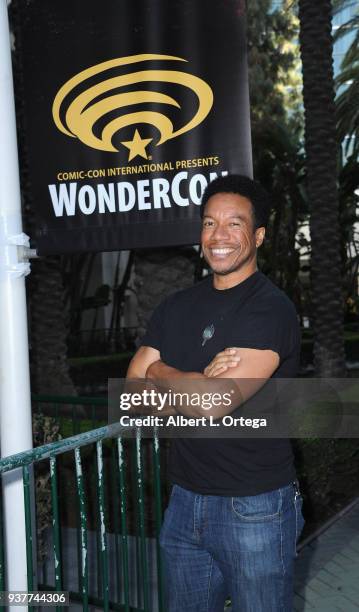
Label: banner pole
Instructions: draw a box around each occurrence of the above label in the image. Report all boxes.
[0,0,34,601]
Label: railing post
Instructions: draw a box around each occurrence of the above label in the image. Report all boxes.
[0,0,33,603]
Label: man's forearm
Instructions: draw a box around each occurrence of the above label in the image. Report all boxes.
[146,360,241,419]
[146,360,206,381]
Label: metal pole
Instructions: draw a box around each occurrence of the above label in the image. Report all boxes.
[0,0,33,601]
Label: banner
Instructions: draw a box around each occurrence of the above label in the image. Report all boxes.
[15,0,252,254]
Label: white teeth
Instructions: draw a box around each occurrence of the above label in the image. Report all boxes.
[211,248,233,255]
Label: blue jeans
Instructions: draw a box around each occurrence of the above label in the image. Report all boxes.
[160,482,305,612]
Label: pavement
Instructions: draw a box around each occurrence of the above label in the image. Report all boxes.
[294,498,359,611]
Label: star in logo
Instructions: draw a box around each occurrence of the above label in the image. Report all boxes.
[121,129,153,161]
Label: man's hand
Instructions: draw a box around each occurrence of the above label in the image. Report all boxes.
[204,348,241,377]
[127,344,279,419]
[146,349,242,380]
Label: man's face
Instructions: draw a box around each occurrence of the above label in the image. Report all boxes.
[201,192,265,277]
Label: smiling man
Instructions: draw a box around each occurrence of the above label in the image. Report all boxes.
[126,174,304,612]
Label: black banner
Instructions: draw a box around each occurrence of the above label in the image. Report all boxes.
[15,0,252,254]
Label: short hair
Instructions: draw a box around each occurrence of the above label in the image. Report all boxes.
[200,174,271,229]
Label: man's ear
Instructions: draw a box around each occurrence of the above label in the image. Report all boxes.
[255,227,265,248]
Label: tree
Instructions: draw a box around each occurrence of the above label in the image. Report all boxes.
[27,258,78,396]
[246,0,303,132]
[246,0,309,315]
[298,0,346,376]
[335,6,359,158]
[334,2,359,307]
[253,120,308,318]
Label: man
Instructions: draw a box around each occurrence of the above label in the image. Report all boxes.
[126,174,304,612]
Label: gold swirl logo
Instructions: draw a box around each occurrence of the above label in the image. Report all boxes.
[52,53,214,161]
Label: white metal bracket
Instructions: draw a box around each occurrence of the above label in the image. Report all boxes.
[0,230,38,279]
[7,232,30,247]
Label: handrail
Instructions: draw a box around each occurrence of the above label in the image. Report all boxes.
[0,422,128,473]
[0,415,165,611]
[1,395,166,610]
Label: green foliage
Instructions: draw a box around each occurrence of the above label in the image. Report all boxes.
[334,2,359,304]
[32,414,62,561]
[247,0,303,128]
[248,0,358,325]
[32,413,62,447]
[247,0,307,310]
[338,153,359,303]
[335,6,359,157]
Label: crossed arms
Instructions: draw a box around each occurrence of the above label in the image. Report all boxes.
[125,344,279,419]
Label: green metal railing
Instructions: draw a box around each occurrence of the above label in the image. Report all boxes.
[0,419,166,611]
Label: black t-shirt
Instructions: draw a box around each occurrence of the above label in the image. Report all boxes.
[141,270,301,496]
